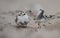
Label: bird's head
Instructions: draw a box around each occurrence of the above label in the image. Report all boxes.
[17,11,26,16]
[40,9,44,13]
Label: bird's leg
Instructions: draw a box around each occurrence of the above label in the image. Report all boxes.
[16,22,24,28]
[17,22,27,28]
[24,22,28,25]
[24,22,28,27]
[16,23,21,28]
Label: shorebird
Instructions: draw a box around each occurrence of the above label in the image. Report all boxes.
[37,9,44,19]
[34,9,45,29]
[15,11,30,28]
[25,9,45,30]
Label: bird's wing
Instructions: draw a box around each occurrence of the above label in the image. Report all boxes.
[15,16,18,23]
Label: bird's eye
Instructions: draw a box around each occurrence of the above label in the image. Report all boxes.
[22,13,25,15]
[23,14,25,15]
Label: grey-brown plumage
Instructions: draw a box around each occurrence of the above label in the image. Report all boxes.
[38,9,44,19]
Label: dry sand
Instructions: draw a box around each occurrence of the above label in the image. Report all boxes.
[0,0,60,38]
[0,9,60,38]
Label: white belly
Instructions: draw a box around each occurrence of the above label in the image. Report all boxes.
[17,15,29,23]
